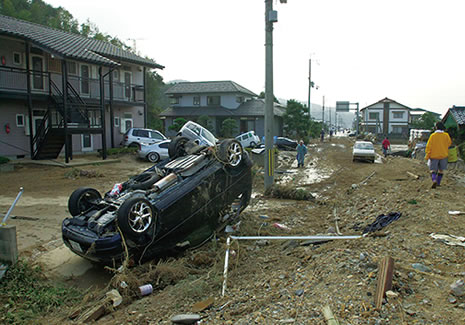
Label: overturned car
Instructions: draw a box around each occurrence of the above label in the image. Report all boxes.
[62,137,252,264]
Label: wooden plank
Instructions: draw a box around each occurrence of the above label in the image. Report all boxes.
[375,256,394,310]
[322,305,340,325]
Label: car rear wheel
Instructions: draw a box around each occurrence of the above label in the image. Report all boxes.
[147,152,160,163]
[250,141,256,148]
[117,198,156,239]
[128,142,140,150]
[68,187,101,216]
[169,136,190,159]
[218,139,243,167]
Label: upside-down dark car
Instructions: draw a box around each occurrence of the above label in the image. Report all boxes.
[62,137,252,264]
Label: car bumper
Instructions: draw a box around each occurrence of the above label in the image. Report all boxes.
[62,220,124,263]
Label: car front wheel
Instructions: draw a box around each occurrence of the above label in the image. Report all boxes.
[117,198,156,239]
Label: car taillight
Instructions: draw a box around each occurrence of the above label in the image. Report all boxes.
[124,136,128,141]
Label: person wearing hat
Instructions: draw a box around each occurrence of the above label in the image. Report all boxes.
[425,121,452,188]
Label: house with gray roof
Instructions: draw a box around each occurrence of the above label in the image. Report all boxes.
[0,14,163,161]
[443,106,465,131]
[160,81,284,138]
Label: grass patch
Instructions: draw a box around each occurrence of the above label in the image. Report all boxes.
[0,156,10,164]
[105,147,138,156]
[0,260,82,324]
[265,184,314,201]
[407,199,417,205]
[64,168,103,179]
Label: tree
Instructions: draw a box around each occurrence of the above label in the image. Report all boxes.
[411,112,440,130]
[169,118,187,132]
[197,115,214,132]
[221,118,237,138]
[283,99,311,140]
[258,91,279,103]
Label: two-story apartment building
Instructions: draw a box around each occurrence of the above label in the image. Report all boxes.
[0,14,163,161]
[159,81,284,138]
[360,97,410,137]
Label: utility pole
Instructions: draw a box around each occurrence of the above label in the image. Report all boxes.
[329,106,332,128]
[322,95,325,126]
[308,58,311,119]
[264,0,275,191]
[356,102,360,135]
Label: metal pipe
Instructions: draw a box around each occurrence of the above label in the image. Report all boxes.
[221,236,231,297]
[230,235,361,240]
[1,187,24,225]
[153,173,177,191]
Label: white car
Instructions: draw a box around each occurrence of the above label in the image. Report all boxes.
[235,131,260,148]
[178,121,218,146]
[352,141,376,163]
[138,140,171,163]
[122,128,167,149]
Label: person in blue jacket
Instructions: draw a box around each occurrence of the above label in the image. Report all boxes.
[296,140,307,168]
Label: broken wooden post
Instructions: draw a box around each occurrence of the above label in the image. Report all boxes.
[322,305,340,325]
[375,256,394,309]
[406,171,419,179]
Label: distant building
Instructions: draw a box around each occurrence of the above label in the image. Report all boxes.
[360,97,410,137]
[442,105,465,130]
[410,108,441,124]
[160,81,284,137]
[0,14,163,160]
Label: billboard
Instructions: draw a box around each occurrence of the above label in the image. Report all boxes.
[336,101,350,112]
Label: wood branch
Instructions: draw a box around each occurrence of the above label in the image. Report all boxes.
[359,171,376,185]
[375,256,394,310]
[322,305,340,325]
[406,171,420,179]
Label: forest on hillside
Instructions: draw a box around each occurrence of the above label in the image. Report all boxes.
[0,0,170,130]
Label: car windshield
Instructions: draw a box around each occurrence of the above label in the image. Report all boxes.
[355,143,374,150]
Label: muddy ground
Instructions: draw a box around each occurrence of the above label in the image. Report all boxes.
[1,137,465,324]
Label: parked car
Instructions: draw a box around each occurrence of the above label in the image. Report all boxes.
[275,137,298,150]
[138,140,171,163]
[235,131,260,148]
[178,121,218,146]
[62,136,252,264]
[352,141,376,163]
[122,128,167,149]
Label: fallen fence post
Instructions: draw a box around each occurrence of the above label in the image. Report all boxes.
[222,235,362,296]
[406,171,419,179]
[375,256,394,310]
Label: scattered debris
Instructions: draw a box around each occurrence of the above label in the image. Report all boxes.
[375,256,394,309]
[363,212,402,234]
[322,305,340,325]
[0,264,7,280]
[272,222,291,230]
[171,314,202,324]
[450,279,465,297]
[385,290,399,299]
[412,263,432,273]
[448,210,465,216]
[106,289,123,307]
[192,297,214,312]
[430,233,465,247]
[406,171,420,179]
[138,284,153,296]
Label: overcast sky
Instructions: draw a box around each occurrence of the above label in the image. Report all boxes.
[45,0,465,116]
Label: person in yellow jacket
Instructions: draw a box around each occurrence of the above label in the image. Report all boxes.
[425,122,452,188]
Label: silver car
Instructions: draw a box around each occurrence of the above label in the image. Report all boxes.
[352,141,376,163]
[178,121,218,146]
[138,140,171,163]
[122,128,167,149]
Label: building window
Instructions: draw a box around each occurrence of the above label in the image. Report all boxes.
[193,96,200,106]
[170,97,180,105]
[113,69,119,81]
[393,111,404,118]
[392,126,403,134]
[236,96,244,103]
[16,114,25,127]
[13,52,22,65]
[114,117,120,127]
[207,96,220,106]
[368,112,379,120]
[67,62,77,75]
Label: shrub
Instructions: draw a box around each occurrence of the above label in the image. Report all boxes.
[0,156,10,164]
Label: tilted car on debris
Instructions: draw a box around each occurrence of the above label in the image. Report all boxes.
[62,135,252,264]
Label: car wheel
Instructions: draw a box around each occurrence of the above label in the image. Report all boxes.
[147,152,160,163]
[218,139,243,167]
[250,141,256,148]
[168,136,189,159]
[68,187,101,216]
[117,197,156,239]
[126,172,161,190]
[128,142,140,149]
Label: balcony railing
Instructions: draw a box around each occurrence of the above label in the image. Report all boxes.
[0,66,145,102]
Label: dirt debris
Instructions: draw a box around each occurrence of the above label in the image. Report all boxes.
[2,138,465,324]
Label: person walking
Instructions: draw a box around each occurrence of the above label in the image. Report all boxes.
[296,140,307,168]
[425,122,452,188]
[320,129,325,142]
[382,136,391,157]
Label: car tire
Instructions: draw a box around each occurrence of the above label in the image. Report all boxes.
[128,142,140,149]
[126,172,161,190]
[218,139,243,168]
[250,141,256,148]
[117,197,156,239]
[169,136,190,159]
[68,187,101,216]
[147,152,160,163]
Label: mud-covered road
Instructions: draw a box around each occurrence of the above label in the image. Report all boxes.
[1,136,465,324]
